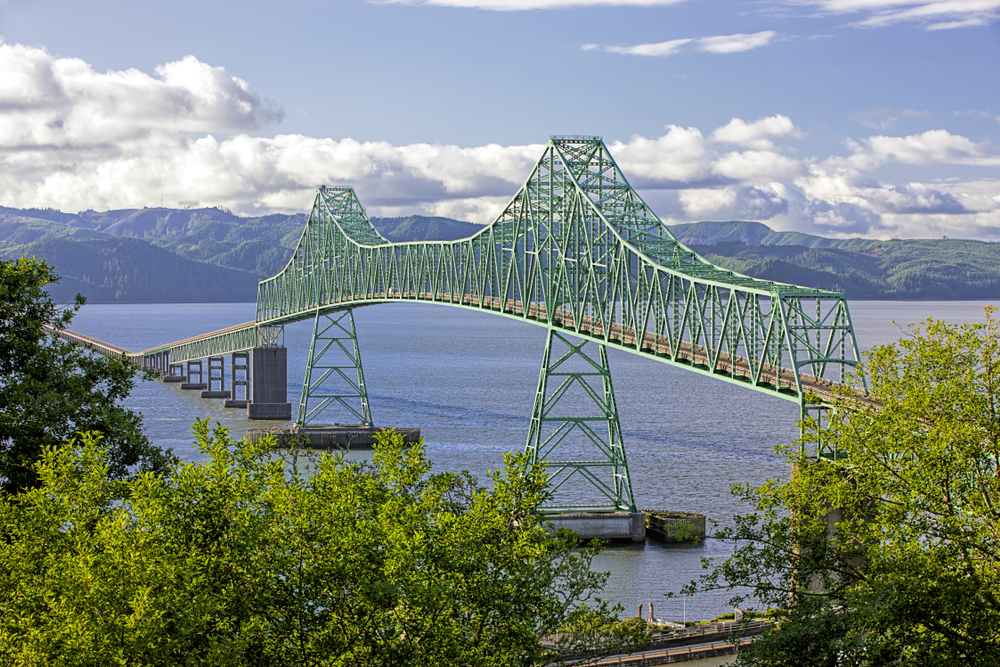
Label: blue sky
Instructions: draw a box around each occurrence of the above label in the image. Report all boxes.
[1,0,998,239]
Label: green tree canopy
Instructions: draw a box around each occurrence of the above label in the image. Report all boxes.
[698,307,1000,665]
[0,256,170,493]
[0,424,648,665]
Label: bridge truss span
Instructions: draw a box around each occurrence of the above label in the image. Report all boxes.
[126,136,863,513]
[256,136,862,410]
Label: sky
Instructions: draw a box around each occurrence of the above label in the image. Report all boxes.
[0,0,999,240]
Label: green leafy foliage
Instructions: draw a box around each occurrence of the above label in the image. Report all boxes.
[0,256,170,492]
[696,307,1000,665]
[0,423,649,665]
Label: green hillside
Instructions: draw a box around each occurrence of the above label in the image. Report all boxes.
[0,206,996,302]
[371,215,484,243]
[1,236,258,303]
[672,221,1000,300]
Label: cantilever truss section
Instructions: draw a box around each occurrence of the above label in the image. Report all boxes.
[253,136,863,458]
[132,136,861,463]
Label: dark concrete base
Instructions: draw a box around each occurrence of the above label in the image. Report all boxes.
[163,375,185,383]
[224,399,248,408]
[181,382,207,390]
[245,425,421,449]
[545,513,646,542]
[247,402,292,420]
[643,510,706,544]
[201,390,230,399]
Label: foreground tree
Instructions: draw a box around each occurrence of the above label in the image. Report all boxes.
[0,256,169,493]
[0,424,648,665]
[698,307,1000,665]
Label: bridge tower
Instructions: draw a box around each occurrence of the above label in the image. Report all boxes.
[297,309,373,427]
[526,330,636,514]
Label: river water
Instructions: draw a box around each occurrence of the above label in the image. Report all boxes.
[70,299,997,623]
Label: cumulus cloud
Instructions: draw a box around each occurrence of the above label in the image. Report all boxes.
[608,126,710,183]
[2,42,1000,241]
[710,115,803,150]
[0,40,282,149]
[584,31,777,57]
[798,0,1000,30]
[839,129,1000,169]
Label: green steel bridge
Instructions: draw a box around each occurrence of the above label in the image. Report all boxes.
[95,136,862,515]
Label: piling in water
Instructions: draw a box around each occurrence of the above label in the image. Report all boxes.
[642,510,707,544]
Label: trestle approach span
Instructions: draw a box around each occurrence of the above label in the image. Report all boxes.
[95,136,863,515]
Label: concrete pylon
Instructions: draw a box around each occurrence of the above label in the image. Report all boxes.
[247,347,292,420]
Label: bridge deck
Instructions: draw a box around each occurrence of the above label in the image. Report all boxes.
[44,325,142,363]
[50,289,847,406]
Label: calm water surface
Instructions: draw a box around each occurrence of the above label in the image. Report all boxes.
[70,299,997,622]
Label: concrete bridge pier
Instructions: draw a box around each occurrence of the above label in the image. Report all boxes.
[225,351,249,409]
[545,513,646,542]
[181,360,207,390]
[164,362,185,383]
[201,356,229,398]
[247,347,292,420]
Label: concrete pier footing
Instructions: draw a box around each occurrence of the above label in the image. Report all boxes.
[181,360,206,390]
[164,362,185,382]
[247,347,291,420]
[201,390,230,399]
[643,510,707,544]
[545,513,646,542]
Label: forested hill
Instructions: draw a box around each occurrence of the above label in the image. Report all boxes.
[0,207,483,303]
[672,220,1000,300]
[1,206,996,302]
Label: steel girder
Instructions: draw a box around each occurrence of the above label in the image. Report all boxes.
[141,322,284,365]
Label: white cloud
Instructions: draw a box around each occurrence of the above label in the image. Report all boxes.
[0,40,282,149]
[695,31,778,53]
[713,150,804,182]
[799,0,1000,30]
[609,126,710,182]
[710,115,803,150]
[1,42,999,241]
[376,0,686,9]
[678,188,737,216]
[839,129,1000,169]
[585,31,777,57]
[586,38,693,57]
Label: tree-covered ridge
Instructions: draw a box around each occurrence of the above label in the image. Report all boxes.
[690,237,1000,300]
[1,206,997,302]
[371,215,484,243]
